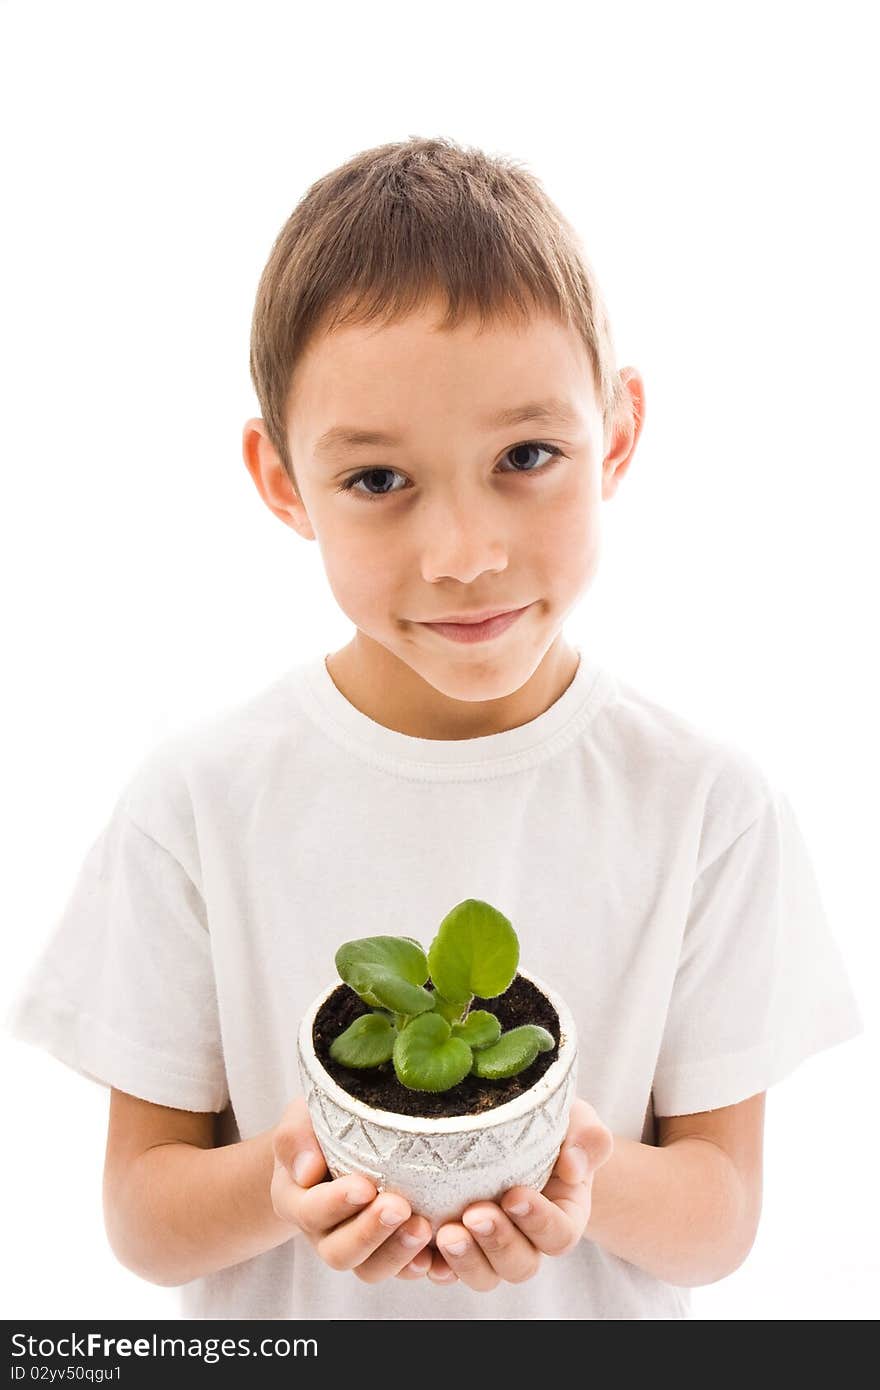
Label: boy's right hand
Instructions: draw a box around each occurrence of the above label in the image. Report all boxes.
[270,1097,440,1283]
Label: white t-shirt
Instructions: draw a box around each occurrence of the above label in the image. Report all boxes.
[6,646,863,1320]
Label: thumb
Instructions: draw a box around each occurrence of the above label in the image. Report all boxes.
[273,1095,329,1187]
[557,1097,614,1184]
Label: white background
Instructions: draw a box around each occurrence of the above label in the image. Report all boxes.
[2,0,877,1321]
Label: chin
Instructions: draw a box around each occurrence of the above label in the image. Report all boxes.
[422,657,534,703]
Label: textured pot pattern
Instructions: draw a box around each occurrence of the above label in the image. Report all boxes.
[297,970,578,1234]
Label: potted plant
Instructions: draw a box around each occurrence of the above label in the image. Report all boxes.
[297,898,577,1235]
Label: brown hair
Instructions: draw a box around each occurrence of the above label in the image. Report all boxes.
[249,135,630,493]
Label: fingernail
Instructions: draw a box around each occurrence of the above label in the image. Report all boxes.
[345,1181,374,1205]
[410,1254,431,1272]
[464,1217,494,1235]
[506,1199,530,1216]
[568,1145,589,1181]
[441,1238,470,1256]
[399,1230,424,1248]
[378,1202,406,1226]
[293,1153,313,1185]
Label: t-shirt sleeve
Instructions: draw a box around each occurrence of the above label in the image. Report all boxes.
[652,780,864,1116]
[4,760,229,1114]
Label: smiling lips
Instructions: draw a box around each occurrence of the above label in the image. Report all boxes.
[419,605,531,644]
[426,606,522,624]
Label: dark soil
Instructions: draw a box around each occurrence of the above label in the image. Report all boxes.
[312,973,561,1119]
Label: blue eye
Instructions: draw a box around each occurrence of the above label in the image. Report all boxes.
[337,441,564,501]
[339,466,405,500]
[500,442,563,475]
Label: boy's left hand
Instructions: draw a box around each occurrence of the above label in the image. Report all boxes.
[427,1097,613,1290]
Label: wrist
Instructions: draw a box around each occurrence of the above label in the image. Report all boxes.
[122,1125,298,1287]
[582,1133,745,1286]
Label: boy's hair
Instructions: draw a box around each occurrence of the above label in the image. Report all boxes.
[249,135,630,493]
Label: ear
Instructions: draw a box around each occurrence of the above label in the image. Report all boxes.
[601,368,646,501]
[241,418,316,540]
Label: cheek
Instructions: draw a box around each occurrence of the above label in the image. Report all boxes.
[319,521,397,613]
[530,488,600,588]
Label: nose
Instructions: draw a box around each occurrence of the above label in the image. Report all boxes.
[418,490,509,584]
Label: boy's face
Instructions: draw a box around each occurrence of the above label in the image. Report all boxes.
[244,295,642,729]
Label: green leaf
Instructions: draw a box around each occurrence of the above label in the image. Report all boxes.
[451,1009,502,1050]
[431,991,467,1024]
[427,899,519,1005]
[329,1012,397,1068]
[361,971,437,1014]
[469,1025,555,1079]
[335,936,434,1013]
[392,1013,474,1092]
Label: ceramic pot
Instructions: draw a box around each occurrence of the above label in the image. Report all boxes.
[296,969,578,1235]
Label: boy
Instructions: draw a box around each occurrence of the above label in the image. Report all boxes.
[6,136,863,1320]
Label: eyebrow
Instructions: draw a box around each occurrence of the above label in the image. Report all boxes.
[312,398,581,458]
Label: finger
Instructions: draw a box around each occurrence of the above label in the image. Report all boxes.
[556,1098,614,1182]
[317,1192,415,1272]
[500,1180,589,1254]
[272,1096,329,1188]
[272,1168,378,1237]
[435,1221,500,1291]
[425,1245,459,1285]
[395,1246,434,1280]
[459,1203,543,1284]
[352,1215,434,1284]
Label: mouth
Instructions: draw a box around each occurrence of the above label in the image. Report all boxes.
[418,604,532,645]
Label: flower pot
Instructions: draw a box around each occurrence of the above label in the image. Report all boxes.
[296,968,578,1235]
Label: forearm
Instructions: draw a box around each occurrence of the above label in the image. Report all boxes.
[107,1128,298,1287]
[583,1135,751,1286]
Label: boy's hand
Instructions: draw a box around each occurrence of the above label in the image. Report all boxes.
[426,1097,614,1289]
[270,1097,434,1282]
